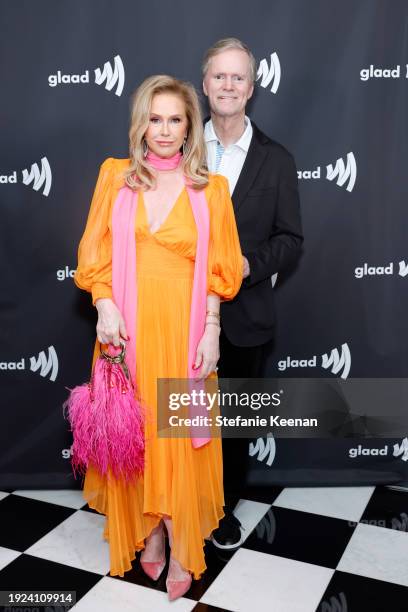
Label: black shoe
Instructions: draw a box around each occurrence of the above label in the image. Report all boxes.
[210,509,244,550]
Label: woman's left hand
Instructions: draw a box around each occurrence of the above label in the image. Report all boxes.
[193,324,220,380]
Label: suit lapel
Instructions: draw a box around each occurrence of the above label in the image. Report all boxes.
[231,124,268,214]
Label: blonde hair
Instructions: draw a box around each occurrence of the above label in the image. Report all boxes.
[202,37,257,82]
[123,75,208,191]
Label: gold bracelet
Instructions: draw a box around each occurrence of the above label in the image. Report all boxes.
[206,310,220,319]
[205,321,221,329]
[206,316,220,325]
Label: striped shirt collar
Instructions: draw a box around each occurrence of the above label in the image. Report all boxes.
[204,116,252,152]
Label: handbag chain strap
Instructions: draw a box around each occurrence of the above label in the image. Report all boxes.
[100,341,126,364]
[99,341,130,381]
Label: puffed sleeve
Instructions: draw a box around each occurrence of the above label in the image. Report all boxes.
[206,174,243,300]
[74,157,115,305]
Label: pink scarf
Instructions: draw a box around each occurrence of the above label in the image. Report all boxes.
[111,152,211,448]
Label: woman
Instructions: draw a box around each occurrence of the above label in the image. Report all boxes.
[74,75,243,600]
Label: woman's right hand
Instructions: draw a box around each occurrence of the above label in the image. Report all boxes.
[95,298,129,347]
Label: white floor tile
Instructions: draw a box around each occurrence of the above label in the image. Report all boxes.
[0,491,10,501]
[272,486,375,522]
[0,546,21,571]
[201,547,334,612]
[71,576,196,611]
[234,499,271,543]
[337,522,408,586]
[13,489,85,509]
[25,509,110,575]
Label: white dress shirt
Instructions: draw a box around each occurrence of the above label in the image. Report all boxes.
[204,116,253,195]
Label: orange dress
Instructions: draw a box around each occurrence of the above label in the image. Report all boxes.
[74,158,242,579]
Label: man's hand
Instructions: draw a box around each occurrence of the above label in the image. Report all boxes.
[243,256,250,279]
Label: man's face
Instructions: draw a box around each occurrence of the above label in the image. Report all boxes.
[203,49,254,119]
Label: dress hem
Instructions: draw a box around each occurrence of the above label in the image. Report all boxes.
[86,493,225,580]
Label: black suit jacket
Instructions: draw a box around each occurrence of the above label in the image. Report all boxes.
[216,121,303,346]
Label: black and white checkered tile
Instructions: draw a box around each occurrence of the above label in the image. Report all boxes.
[0,485,407,611]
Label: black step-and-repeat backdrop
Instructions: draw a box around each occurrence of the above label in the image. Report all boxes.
[1,0,407,488]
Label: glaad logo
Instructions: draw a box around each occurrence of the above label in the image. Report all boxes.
[321,343,351,380]
[391,512,408,531]
[0,157,52,197]
[349,444,388,458]
[48,54,125,97]
[399,261,408,277]
[355,260,408,278]
[0,346,58,381]
[62,447,73,459]
[57,266,76,281]
[29,346,59,381]
[256,52,281,94]
[249,434,276,466]
[348,512,408,530]
[94,55,125,96]
[349,438,408,461]
[278,343,351,379]
[256,508,276,544]
[350,439,408,461]
[393,437,408,461]
[298,152,357,192]
[326,153,357,192]
[319,591,347,612]
[360,64,408,81]
[22,157,52,196]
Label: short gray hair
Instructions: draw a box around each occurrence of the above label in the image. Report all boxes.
[202,37,257,82]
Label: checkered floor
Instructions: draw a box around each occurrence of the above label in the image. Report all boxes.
[0,485,407,611]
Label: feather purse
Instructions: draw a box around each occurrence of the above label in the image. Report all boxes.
[63,341,144,481]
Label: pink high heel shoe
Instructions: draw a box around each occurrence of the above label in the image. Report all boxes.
[140,530,166,581]
[166,557,192,601]
[141,556,166,581]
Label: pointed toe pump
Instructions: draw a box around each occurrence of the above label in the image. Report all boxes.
[166,574,192,601]
[140,557,166,581]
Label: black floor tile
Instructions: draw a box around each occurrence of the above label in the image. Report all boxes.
[242,505,356,569]
[0,554,101,610]
[240,484,284,504]
[359,485,408,532]
[80,502,101,515]
[316,570,408,612]
[0,495,75,551]
[192,603,229,611]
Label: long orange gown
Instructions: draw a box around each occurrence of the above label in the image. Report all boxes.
[74,157,242,579]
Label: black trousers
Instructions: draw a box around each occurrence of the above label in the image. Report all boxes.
[217,327,268,509]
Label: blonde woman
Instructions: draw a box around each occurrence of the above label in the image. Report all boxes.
[74,75,242,600]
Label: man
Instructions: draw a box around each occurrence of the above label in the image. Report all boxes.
[202,38,303,549]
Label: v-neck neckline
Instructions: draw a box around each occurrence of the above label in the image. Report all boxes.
[141,186,186,235]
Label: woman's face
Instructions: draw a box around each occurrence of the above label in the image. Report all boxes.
[144,93,189,158]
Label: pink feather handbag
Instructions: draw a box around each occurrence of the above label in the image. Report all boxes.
[63,341,144,481]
